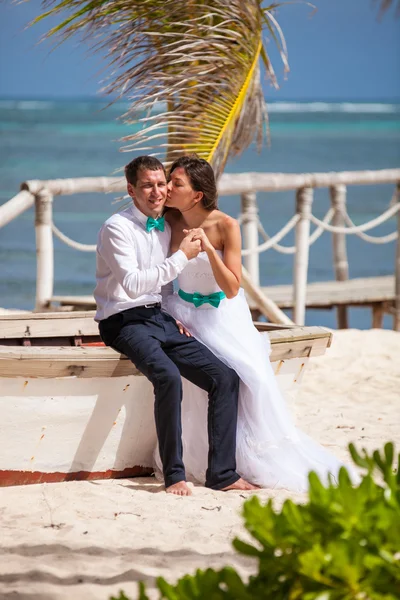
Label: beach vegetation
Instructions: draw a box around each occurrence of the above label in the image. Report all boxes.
[111,442,400,599]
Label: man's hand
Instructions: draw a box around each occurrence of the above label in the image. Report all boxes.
[179,232,202,260]
[176,320,192,337]
[183,228,214,253]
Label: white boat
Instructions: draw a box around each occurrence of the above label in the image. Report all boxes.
[0,311,332,487]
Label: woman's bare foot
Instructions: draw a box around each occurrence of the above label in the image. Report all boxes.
[166,481,192,496]
[221,478,259,491]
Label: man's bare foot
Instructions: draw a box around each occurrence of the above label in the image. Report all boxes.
[221,478,259,492]
[166,481,192,496]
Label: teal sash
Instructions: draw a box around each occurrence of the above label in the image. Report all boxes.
[178,289,226,308]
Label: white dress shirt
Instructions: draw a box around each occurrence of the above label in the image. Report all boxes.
[94,203,188,321]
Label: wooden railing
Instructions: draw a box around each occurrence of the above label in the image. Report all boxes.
[0,168,399,328]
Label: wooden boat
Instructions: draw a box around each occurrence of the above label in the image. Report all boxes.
[0,311,332,487]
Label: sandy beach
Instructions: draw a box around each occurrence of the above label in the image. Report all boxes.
[1,328,399,600]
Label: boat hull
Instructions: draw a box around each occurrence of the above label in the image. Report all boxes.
[0,356,308,487]
[0,311,330,487]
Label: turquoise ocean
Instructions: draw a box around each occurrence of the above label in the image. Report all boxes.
[0,99,399,328]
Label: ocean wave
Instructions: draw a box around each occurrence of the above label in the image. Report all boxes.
[1,99,398,115]
[267,102,399,114]
[0,100,55,110]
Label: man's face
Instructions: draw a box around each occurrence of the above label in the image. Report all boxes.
[127,168,167,218]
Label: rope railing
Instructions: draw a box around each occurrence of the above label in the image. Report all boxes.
[308,202,400,236]
[237,200,397,258]
[242,207,335,256]
[51,222,97,252]
[52,194,398,259]
[237,180,400,329]
[1,169,398,329]
[342,212,398,244]
[240,214,300,256]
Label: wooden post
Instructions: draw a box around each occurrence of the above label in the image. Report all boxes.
[394,183,400,331]
[35,188,54,311]
[372,303,384,328]
[241,268,294,326]
[241,192,260,286]
[293,187,313,326]
[330,184,349,329]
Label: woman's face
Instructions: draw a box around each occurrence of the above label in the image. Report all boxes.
[166,167,202,211]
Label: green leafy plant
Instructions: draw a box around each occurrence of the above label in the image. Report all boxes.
[111,443,400,599]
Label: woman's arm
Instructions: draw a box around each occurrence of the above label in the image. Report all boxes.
[185,217,242,298]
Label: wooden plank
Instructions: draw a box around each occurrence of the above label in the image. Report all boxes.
[270,337,329,361]
[0,346,137,378]
[0,310,331,346]
[253,321,294,331]
[0,330,331,378]
[48,276,395,313]
[250,276,394,309]
[51,295,96,308]
[22,169,400,198]
[0,315,99,339]
[0,310,96,321]
[269,326,332,345]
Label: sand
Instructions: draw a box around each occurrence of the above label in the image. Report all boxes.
[1,329,399,600]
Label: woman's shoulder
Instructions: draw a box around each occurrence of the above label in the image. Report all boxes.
[212,211,240,235]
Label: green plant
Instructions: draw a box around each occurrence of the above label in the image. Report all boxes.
[111,443,400,599]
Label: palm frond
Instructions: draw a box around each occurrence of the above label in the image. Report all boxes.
[375,0,400,16]
[32,0,291,177]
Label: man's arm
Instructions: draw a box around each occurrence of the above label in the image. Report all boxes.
[161,281,174,308]
[98,222,188,299]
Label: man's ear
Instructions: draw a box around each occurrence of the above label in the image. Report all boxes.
[127,183,135,198]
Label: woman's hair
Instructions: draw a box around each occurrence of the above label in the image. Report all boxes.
[169,155,218,211]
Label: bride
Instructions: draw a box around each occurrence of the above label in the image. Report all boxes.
[159,155,354,492]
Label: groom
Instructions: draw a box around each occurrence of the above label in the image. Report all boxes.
[94,155,256,495]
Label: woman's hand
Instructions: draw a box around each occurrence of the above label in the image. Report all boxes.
[176,320,192,337]
[183,228,214,253]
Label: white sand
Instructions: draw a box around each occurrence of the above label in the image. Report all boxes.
[1,329,399,600]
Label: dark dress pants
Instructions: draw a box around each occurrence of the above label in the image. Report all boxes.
[99,306,240,490]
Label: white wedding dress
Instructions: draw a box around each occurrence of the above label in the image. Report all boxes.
[159,251,355,492]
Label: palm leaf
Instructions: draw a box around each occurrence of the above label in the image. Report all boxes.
[375,0,400,16]
[31,0,291,177]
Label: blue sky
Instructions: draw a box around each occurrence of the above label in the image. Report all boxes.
[0,0,399,100]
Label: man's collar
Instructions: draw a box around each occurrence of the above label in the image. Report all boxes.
[130,203,149,226]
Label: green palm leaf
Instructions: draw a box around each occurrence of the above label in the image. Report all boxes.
[32,0,290,177]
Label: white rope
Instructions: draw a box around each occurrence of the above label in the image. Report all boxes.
[239,208,334,255]
[240,214,300,256]
[342,211,398,244]
[257,220,296,254]
[51,222,96,252]
[308,207,335,244]
[258,207,335,254]
[308,202,400,235]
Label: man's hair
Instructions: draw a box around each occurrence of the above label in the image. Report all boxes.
[168,154,218,211]
[124,156,166,186]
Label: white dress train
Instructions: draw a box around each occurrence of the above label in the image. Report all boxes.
[157,251,355,492]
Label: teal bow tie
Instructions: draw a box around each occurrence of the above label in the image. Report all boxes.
[146,216,165,232]
[178,289,226,308]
